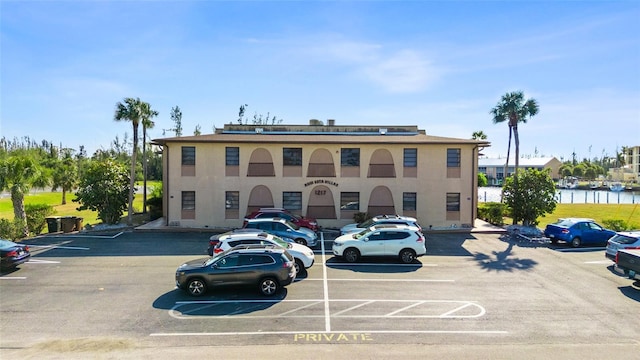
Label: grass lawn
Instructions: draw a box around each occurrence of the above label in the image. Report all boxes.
[0,181,161,232]
[536,203,640,229]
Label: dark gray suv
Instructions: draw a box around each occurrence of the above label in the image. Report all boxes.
[175,245,296,297]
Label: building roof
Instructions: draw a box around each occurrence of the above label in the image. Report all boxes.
[479,157,559,167]
[153,124,491,147]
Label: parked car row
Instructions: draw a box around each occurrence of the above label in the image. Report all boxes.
[176,212,428,297]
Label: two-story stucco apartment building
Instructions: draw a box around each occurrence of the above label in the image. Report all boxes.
[152,122,490,230]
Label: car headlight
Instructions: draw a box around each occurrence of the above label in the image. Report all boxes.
[333,242,342,247]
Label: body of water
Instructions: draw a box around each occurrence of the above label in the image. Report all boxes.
[478,186,638,204]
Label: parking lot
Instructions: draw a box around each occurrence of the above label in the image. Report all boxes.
[1,230,639,359]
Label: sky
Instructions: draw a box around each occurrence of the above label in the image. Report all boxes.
[1,1,639,162]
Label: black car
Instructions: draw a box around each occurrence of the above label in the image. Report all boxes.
[0,239,31,270]
[175,245,296,297]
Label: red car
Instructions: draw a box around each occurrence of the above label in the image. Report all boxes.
[244,208,318,232]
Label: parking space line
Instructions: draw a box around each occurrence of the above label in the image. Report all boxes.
[278,301,323,316]
[325,262,437,267]
[0,277,27,280]
[386,301,425,316]
[321,232,331,332]
[27,259,61,264]
[28,245,89,250]
[332,300,375,317]
[151,329,508,337]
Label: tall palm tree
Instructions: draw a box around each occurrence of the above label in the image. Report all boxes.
[490,91,539,184]
[141,103,158,214]
[114,97,156,225]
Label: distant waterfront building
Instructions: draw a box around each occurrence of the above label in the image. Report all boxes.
[153,121,489,230]
[478,157,562,185]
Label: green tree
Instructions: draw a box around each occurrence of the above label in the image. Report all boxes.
[114,97,157,225]
[51,149,78,205]
[478,172,488,187]
[471,131,487,140]
[169,105,183,136]
[573,164,586,178]
[490,91,540,185]
[74,159,130,224]
[0,153,49,237]
[141,103,159,214]
[502,168,557,226]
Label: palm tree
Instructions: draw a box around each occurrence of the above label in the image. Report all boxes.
[490,91,539,184]
[51,149,78,205]
[114,97,156,225]
[0,154,49,237]
[141,103,158,214]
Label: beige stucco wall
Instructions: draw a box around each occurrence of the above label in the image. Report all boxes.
[162,140,478,230]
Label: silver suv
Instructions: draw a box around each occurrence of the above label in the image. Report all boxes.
[332,224,426,263]
[340,215,422,235]
[243,218,318,247]
[212,231,315,276]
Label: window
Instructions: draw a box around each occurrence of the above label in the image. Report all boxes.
[403,192,416,211]
[446,193,460,212]
[447,148,460,167]
[225,191,239,209]
[182,191,196,210]
[283,192,302,210]
[283,148,302,166]
[217,254,240,268]
[479,166,487,173]
[182,146,195,165]
[340,192,359,210]
[341,148,360,166]
[226,147,239,166]
[404,148,417,167]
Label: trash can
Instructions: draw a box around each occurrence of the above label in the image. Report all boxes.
[61,216,77,233]
[46,216,62,233]
[74,217,84,231]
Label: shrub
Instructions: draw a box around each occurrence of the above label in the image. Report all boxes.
[602,219,628,231]
[25,203,55,235]
[478,202,505,226]
[353,212,370,224]
[0,218,24,240]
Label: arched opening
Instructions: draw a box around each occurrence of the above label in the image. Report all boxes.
[247,148,275,176]
[307,185,336,219]
[367,186,395,215]
[368,149,396,178]
[247,185,274,215]
[307,148,336,177]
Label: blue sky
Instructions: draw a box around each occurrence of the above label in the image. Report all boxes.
[1,1,639,161]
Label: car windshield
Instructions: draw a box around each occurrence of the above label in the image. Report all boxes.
[609,234,639,245]
[357,219,375,228]
[285,220,300,230]
[0,239,16,249]
[271,236,291,248]
[353,228,369,239]
[205,251,227,266]
[554,219,579,227]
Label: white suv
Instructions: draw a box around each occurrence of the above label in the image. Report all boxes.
[340,215,422,235]
[332,225,426,263]
[212,231,315,276]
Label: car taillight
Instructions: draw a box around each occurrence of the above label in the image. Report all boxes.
[6,250,17,257]
[283,261,293,268]
[561,229,569,234]
[415,233,424,243]
[615,252,619,264]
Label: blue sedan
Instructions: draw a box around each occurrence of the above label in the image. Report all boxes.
[543,218,615,248]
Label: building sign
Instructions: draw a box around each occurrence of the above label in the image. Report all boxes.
[304,179,339,187]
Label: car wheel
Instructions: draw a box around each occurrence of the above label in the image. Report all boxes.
[259,277,279,296]
[399,249,416,264]
[186,278,207,297]
[294,238,307,246]
[571,237,582,248]
[343,248,360,263]
[294,259,307,277]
